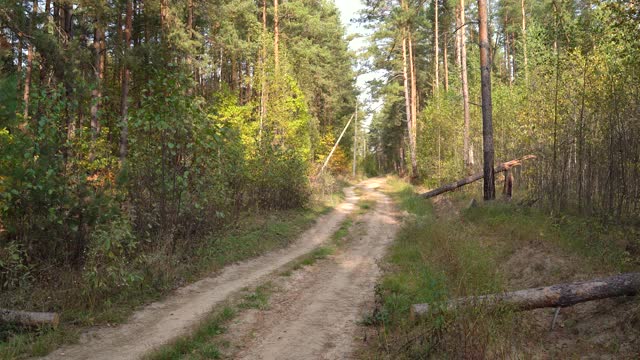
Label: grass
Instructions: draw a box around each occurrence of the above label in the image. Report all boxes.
[464,202,634,272]
[362,177,640,359]
[0,185,348,359]
[279,215,356,277]
[146,282,275,360]
[145,306,236,360]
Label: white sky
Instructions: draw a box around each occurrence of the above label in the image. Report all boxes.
[334,0,384,126]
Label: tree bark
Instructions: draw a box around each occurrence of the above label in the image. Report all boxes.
[274,0,279,72]
[503,169,513,199]
[420,155,536,199]
[433,0,439,92]
[521,0,528,82]
[22,0,36,121]
[408,32,418,178]
[259,0,267,140]
[455,5,461,70]
[478,0,495,200]
[120,0,133,162]
[0,309,60,328]
[460,0,472,170]
[187,0,193,33]
[411,273,640,319]
[91,19,104,139]
[401,31,413,178]
[16,34,22,95]
[443,31,449,92]
[160,0,168,34]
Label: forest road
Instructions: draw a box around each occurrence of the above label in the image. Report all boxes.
[231,178,399,360]
[42,184,364,360]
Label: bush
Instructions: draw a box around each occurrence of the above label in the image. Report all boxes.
[0,87,120,267]
[0,242,32,290]
[82,218,142,306]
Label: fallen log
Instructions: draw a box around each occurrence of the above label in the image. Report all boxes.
[411,272,640,319]
[0,309,60,328]
[420,155,537,199]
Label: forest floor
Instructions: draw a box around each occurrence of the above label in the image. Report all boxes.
[40,178,398,360]
[358,178,640,359]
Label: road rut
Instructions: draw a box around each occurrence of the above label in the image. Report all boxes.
[232,178,399,360]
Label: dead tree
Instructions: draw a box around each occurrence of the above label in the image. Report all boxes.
[411,273,640,319]
[0,309,60,328]
[420,155,536,199]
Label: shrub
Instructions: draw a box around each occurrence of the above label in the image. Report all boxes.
[0,242,32,290]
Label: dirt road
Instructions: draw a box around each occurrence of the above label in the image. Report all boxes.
[44,188,361,360]
[231,178,399,359]
[43,178,397,360]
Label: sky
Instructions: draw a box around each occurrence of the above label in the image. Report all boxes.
[334,0,385,126]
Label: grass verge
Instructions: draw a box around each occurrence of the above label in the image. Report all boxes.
[362,177,640,359]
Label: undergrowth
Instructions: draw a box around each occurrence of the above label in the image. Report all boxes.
[363,177,638,358]
[0,184,347,359]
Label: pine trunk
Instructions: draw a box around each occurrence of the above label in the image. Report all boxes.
[433,0,439,92]
[91,22,104,138]
[22,0,36,121]
[408,33,418,178]
[443,32,449,92]
[259,0,267,140]
[274,0,279,72]
[401,33,413,179]
[120,0,133,162]
[478,0,495,200]
[521,0,528,81]
[460,0,472,170]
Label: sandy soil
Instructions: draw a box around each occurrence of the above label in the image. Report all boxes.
[42,187,361,360]
[228,178,399,360]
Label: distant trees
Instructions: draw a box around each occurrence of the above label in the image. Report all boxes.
[361,0,421,179]
[364,0,640,217]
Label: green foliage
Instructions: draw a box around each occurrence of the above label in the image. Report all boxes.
[0,242,31,290]
[0,86,121,265]
[1,0,356,356]
[82,219,141,305]
[145,306,236,360]
[0,74,17,122]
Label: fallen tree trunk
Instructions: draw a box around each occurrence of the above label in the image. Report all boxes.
[0,309,60,328]
[420,155,536,199]
[411,272,640,319]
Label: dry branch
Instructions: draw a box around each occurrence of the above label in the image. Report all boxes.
[411,273,640,319]
[420,155,537,199]
[0,309,60,328]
